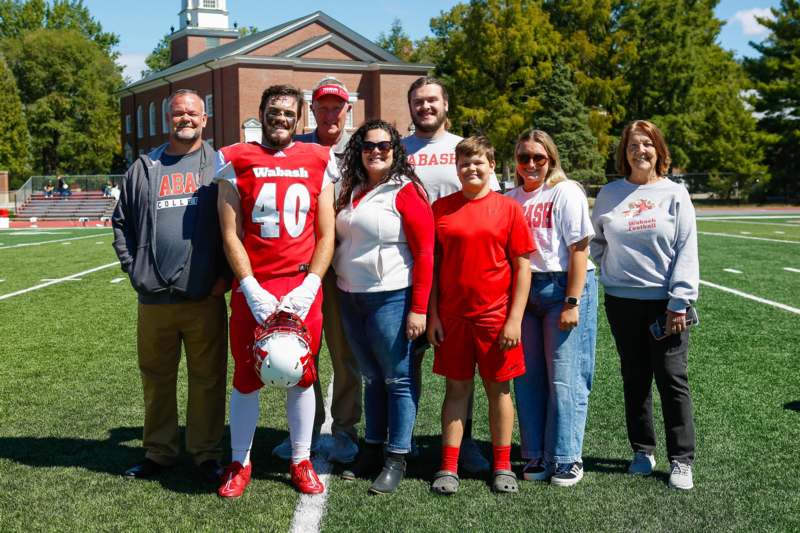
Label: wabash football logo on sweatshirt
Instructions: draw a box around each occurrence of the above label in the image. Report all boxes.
[157,172,200,210]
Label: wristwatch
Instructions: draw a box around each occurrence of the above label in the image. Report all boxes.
[564,296,580,306]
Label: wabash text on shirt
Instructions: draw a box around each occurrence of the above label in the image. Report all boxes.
[522,201,553,229]
[407,152,457,167]
[157,171,200,210]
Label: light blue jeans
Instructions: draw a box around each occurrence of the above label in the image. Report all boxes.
[514,271,598,465]
[338,287,418,454]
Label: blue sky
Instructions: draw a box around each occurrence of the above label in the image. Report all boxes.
[80,0,779,81]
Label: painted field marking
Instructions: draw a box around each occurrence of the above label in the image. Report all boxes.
[740,231,752,235]
[723,268,742,274]
[700,280,800,316]
[698,231,800,244]
[110,277,125,284]
[697,215,800,221]
[96,242,104,245]
[784,268,800,274]
[62,242,72,245]
[775,231,785,234]
[0,262,118,301]
[40,278,82,282]
[0,234,103,250]
[697,218,800,228]
[0,279,5,283]
[290,380,334,533]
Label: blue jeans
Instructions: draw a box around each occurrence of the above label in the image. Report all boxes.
[514,271,598,465]
[338,287,418,454]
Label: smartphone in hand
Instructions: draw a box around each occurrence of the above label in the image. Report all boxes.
[650,306,699,340]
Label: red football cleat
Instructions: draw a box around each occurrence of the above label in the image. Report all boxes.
[290,459,325,494]
[218,461,252,499]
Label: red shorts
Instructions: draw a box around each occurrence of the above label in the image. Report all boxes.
[229,273,323,393]
[433,314,525,382]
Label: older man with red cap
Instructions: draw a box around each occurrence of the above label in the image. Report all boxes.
[268,77,361,465]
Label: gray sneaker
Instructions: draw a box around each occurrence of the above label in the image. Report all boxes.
[326,432,358,464]
[271,436,321,461]
[628,452,656,476]
[460,438,490,474]
[668,460,694,490]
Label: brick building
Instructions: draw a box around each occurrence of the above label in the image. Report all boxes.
[119,1,431,163]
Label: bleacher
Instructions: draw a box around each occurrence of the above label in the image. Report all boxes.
[16,191,117,221]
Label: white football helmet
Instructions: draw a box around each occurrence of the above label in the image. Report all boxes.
[253,311,315,388]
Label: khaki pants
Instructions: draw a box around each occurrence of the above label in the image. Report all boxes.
[137,295,228,465]
[312,270,362,437]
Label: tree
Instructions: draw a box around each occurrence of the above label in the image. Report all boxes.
[745,0,800,199]
[376,18,415,61]
[613,0,766,194]
[428,0,561,169]
[0,0,118,56]
[4,28,122,175]
[0,54,29,187]
[142,33,171,77]
[532,63,605,183]
[542,0,630,159]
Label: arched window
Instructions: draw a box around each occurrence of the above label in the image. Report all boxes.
[136,105,143,138]
[148,102,156,136]
[162,98,170,133]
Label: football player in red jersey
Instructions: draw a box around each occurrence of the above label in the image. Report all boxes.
[215,84,337,497]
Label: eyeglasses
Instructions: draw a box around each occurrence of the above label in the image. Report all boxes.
[516,153,549,167]
[361,141,393,153]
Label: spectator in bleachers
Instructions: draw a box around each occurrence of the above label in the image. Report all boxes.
[57,176,71,198]
[43,182,54,198]
[103,180,113,197]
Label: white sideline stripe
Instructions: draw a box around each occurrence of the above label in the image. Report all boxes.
[290,381,334,533]
[0,234,103,250]
[784,268,800,274]
[0,262,118,301]
[698,231,800,244]
[700,280,800,315]
[697,215,800,221]
[698,219,800,228]
[723,268,742,274]
[110,277,126,284]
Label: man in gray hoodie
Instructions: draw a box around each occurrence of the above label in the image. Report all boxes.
[112,89,229,482]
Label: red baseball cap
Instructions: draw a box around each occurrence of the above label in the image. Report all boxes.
[312,84,349,102]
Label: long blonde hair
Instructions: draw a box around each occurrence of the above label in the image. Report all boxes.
[515,129,568,187]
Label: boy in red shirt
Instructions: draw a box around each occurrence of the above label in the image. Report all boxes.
[428,136,534,494]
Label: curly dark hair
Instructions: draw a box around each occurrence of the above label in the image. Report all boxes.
[337,119,427,212]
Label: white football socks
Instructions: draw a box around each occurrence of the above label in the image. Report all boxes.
[287,384,315,464]
[230,388,260,466]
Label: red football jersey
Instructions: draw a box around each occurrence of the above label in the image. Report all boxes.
[216,141,337,280]
[433,191,535,325]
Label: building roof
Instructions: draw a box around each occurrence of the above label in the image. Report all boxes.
[122,10,430,94]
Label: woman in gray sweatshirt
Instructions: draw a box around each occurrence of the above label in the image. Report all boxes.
[590,120,698,491]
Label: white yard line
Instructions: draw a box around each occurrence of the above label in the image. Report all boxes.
[783,267,800,274]
[698,219,800,227]
[0,262,118,301]
[0,234,105,250]
[697,215,800,221]
[698,231,800,244]
[723,268,742,274]
[110,277,126,284]
[700,280,800,315]
[290,381,335,533]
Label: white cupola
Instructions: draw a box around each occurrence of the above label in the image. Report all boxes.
[179,0,231,30]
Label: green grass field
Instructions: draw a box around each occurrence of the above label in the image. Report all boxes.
[1,216,798,532]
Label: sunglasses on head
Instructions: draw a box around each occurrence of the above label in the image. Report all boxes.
[361,141,393,153]
[516,153,549,166]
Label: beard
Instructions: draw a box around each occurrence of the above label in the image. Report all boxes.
[173,126,201,142]
[412,110,447,134]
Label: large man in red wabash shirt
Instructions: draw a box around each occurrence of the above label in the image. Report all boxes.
[215,84,337,498]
